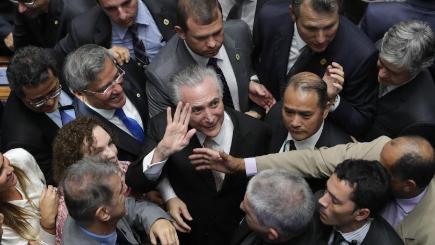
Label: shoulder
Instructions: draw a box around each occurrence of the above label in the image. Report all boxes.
[333,16,376,56]
[366,216,404,244]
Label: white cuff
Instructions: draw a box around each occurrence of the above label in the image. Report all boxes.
[142,149,167,181]
[330,95,341,112]
[156,177,177,202]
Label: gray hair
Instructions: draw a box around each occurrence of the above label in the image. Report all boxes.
[291,0,340,18]
[61,159,121,226]
[63,44,113,92]
[380,20,435,77]
[246,169,315,239]
[170,65,223,104]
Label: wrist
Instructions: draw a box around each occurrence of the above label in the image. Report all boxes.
[40,220,56,233]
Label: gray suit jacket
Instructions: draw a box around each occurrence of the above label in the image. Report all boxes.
[62,197,171,245]
[145,20,254,117]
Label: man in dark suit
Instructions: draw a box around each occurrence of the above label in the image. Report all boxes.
[128,65,271,245]
[13,0,95,49]
[0,1,15,55]
[55,0,177,65]
[364,20,435,141]
[254,0,378,137]
[360,0,435,43]
[145,0,275,118]
[2,46,76,185]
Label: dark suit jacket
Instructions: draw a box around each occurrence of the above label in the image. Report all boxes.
[13,0,95,49]
[73,62,151,162]
[364,69,435,142]
[1,91,71,185]
[145,20,255,117]
[54,0,177,58]
[253,0,378,137]
[360,0,435,43]
[128,108,271,245]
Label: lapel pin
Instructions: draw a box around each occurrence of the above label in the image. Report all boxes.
[235,53,240,61]
[136,93,141,98]
[163,19,170,26]
[320,58,327,66]
[54,20,59,25]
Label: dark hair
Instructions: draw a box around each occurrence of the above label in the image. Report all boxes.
[391,153,435,189]
[176,0,220,31]
[6,46,58,97]
[291,0,340,18]
[334,159,390,215]
[52,116,113,184]
[287,72,328,109]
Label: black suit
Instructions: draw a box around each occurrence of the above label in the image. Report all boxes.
[54,0,177,58]
[13,0,95,49]
[1,91,73,185]
[365,69,435,142]
[128,109,271,245]
[73,62,150,162]
[253,0,378,137]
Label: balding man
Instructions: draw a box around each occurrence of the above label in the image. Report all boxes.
[190,135,435,244]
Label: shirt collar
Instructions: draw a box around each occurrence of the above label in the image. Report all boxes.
[336,219,372,245]
[293,22,307,51]
[184,40,225,66]
[395,187,428,214]
[79,225,117,245]
[196,112,232,146]
[285,122,324,150]
[82,97,132,120]
[111,0,151,40]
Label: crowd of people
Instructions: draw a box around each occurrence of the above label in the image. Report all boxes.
[0,0,435,244]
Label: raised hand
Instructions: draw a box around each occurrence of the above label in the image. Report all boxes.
[323,62,344,102]
[108,45,130,65]
[166,197,192,233]
[248,81,276,113]
[189,148,245,174]
[149,219,179,245]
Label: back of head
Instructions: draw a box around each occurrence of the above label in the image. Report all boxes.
[381,20,435,77]
[291,0,340,18]
[286,72,328,109]
[61,159,120,226]
[177,0,220,31]
[63,44,112,92]
[334,159,390,215]
[52,116,111,184]
[246,169,315,239]
[7,46,58,97]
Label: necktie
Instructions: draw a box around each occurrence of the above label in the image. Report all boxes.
[207,57,235,109]
[128,24,150,68]
[58,104,75,126]
[284,46,314,96]
[203,137,225,191]
[332,231,349,245]
[227,0,244,20]
[284,139,296,151]
[115,108,144,143]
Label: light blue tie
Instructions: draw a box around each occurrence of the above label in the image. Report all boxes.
[59,105,75,126]
[115,108,144,143]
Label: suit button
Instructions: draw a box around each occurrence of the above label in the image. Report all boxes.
[136,93,141,98]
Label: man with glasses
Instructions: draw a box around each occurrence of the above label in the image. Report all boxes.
[12,0,95,49]
[2,46,76,184]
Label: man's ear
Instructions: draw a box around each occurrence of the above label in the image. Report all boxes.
[175,26,186,40]
[95,206,111,222]
[354,208,370,222]
[322,105,330,119]
[289,4,296,22]
[266,228,280,241]
[403,179,418,193]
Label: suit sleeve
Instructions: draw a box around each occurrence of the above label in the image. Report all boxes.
[145,71,173,118]
[124,197,171,234]
[255,136,390,177]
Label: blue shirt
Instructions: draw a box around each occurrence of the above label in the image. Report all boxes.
[79,226,117,245]
[111,0,165,62]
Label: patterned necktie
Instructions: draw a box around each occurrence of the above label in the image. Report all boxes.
[58,104,75,126]
[203,137,225,191]
[284,139,296,151]
[128,24,150,68]
[207,57,235,109]
[115,108,144,143]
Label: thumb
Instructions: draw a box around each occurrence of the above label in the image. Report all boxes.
[150,231,157,245]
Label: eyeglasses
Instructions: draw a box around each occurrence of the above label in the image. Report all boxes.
[28,83,62,108]
[82,66,125,96]
[8,0,37,7]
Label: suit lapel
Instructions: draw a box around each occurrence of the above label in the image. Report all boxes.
[376,82,410,114]
[142,0,175,41]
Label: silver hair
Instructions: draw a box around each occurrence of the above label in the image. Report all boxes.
[291,0,339,18]
[246,169,315,239]
[170,65,223,104]
[63,44,113,92]
[61,158,121,226]
[380,20,435,77]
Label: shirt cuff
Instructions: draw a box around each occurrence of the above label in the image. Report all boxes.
[156,177,177,202]
[142,149,167,181]
[245,157,258,177]
[330,95,341,112]
[250,75,259,82]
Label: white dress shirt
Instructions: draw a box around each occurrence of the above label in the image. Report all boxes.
[219,0,257,32]
[327,219,372,245]
[279,122,324,152]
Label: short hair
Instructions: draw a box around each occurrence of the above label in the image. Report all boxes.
[52,116,113,184]
[176,0,220,31]
[63,44,113,92]
[170,65,223,104]
[380,20,435,77]
[334,159,390,215]
[389,136,435,188]
[246,169,315,238]
[286,72,328,109]
[62,160,121,226]
[7,46,58,97]
[291,0,340,18]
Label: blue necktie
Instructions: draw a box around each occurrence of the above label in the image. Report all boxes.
[59,105,75,126]
[115,108,144,143]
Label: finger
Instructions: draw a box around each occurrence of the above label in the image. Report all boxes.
[331,62,343,69]
[329,74,344,84]
[184,128,196,142]
[195,165,212,171]
[172,221,189,233]
[181,205,193,221]
[158,232,168,245]
[166,106,173,125]
[173,102,182,123]
[180,102,189,125]
[174,213,191,231]
[183,103,191,126]
[333,83,343,91]
[150,232,157,245]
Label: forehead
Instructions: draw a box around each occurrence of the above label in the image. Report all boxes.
[297,1,338,24]
[92,126,111,145]
[380,142,399,171]
[94,58,117,85]
[21,70,57,98]
[179,77,220,105]
[283,86,321,109]
[185,11,222,35]
[327,174,355,203]
[378,57,406,73]
[98,0,133,7]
